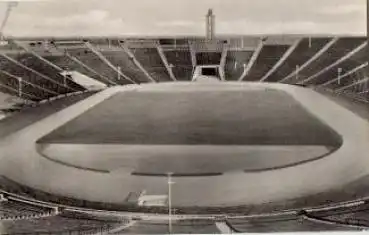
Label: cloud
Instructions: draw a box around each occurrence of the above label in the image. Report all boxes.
[40,10,111,27]
[6,9,127,36]
[1,0,366,37]
[316,3,364,15]
[0,0,53,2]
[155,20,198,27]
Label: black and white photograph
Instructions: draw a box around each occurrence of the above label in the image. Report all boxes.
[0,0,368,234]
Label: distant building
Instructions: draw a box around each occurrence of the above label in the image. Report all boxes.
[138,195,168,207]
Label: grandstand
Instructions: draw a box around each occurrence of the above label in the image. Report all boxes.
[0,208,127,234]
[0,36,367,104]
[0,1,368,234]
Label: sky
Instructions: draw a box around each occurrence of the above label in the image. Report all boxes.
[0,0,367,37]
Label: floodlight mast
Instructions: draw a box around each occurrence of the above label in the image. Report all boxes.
[0,2,18,42]
[167,172,174,234]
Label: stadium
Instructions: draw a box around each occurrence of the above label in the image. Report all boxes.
[0,0,369,234]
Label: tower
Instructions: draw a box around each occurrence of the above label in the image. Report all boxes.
[206,9,215,41]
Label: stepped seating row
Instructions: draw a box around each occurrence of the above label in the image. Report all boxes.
[314,88,369,121]
[164,50,193,80]
[293,37,366,84]
[130,48,164,69]
[100,50,150,84]
[306,44,367,86]
[0,54,76,94]
[318,206,369,227]
[319,68,369,102]
[10,53,84,92]
[115,220,220,234]
[323,66,367,89]
[61,210,128,223]
[226,216,358,232]
[338,89,369,103]
[48,45,171,84]
[244,45,289,81]
[131,48,171,82]
[44,54,112,86]
[148,69,172,82]
[328,73,368,90]
[172,66,193,81]
[0,56,68,100]
[267,37,332,82]
[196,52,221,65]
[0,210,121,235]
[0,199,52,219]
[67,48,124,85]
[0,73,23,99]
[343,80,368,93]
[224,51,253,81]
[66,46,158,85]
[302,202,369,229]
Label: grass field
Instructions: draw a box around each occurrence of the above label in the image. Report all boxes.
[38,88,341,146]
